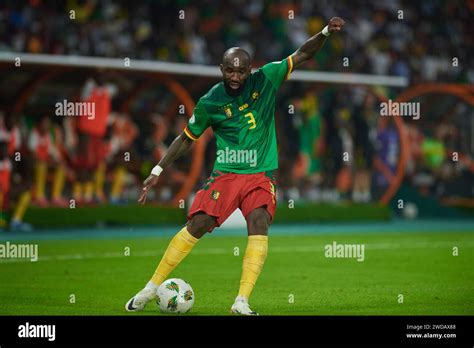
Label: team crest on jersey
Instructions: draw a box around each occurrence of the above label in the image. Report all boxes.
[211,190,220,201]
[224,107,232,118]
[252,91,259,100]
[219,103,233,118]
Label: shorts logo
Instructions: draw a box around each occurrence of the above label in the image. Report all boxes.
[211,190,220,201]
[270,183,276,204]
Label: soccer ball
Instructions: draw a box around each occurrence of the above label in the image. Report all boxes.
[156,278,194,314]
[402,202,418,220]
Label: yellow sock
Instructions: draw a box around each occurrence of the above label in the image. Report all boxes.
[34,161,47,200]
[238,235,268,299]
[73,182,82,201]
[84,181,94,202]
[150,226,199,285]
[52,166,65,200]
[13,191,31,222]
[111,166,126,199]
[95,162,106,200]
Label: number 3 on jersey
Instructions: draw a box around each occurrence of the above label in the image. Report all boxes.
[244,112,256,130]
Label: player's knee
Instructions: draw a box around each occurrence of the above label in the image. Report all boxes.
[247,208,270,235]
[187,213,216,238]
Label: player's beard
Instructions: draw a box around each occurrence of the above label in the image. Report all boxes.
[224,80,245,97]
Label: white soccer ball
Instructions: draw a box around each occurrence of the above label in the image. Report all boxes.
[402,202,418,220]
[156,278,195,314]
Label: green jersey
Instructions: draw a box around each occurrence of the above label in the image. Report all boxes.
[184,56,294,173]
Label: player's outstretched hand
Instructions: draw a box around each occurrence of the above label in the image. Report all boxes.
[328,17,345,33]
[138,174,159,204]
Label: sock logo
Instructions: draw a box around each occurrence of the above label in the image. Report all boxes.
[18,322,56,341]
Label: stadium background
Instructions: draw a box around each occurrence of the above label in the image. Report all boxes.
[0,0,472,316]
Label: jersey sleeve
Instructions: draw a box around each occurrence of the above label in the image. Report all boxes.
[260,56,294,89]
[184,100,210,141]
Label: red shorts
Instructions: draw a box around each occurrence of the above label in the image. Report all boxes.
[188,170,277,232]
[0,160,11,194]
[0,163,11,210]
[72,132,103,170]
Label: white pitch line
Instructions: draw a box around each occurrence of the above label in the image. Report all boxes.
[0,240,473,264]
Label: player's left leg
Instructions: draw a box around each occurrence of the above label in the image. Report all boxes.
[110,165,126,204]
[33,160,48,207]
[231,207,270,315]
[10,157,33,231]
[51,164,68,207]
[231,174,276,315]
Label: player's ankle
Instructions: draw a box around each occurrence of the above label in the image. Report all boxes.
[235,295,249,303]
[145,281,159,290]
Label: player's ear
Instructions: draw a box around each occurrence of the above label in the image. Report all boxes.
[219,64,224,73]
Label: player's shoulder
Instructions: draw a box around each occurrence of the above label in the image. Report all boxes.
[259,57,290,73]
[199,82,226,105]
[253,57,290,79]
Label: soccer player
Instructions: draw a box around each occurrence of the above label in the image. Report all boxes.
[126,17,345,315]
[29,115,68,207]
[72,70,118,203]
[0,113,32,231]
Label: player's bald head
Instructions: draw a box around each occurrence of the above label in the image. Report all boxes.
[222,47,251,68]
[220,47,252,95]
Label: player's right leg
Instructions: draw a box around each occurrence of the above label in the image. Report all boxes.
[125,213,216,312]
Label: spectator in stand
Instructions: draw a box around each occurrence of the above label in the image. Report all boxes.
[0,1,470,83]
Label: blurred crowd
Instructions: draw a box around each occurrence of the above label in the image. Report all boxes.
[1,72,472,231]
[1,0,472,84]
[0,0,472,230]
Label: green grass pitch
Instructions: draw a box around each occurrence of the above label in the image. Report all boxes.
[0,229,473,315]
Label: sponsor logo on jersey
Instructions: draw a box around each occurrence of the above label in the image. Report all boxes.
[238,103,249,111]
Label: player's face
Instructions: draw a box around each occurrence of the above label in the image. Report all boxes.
[220,61,251,92]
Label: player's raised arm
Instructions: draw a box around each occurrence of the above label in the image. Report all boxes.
[290,17,345,70]
[138,132,193,204]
